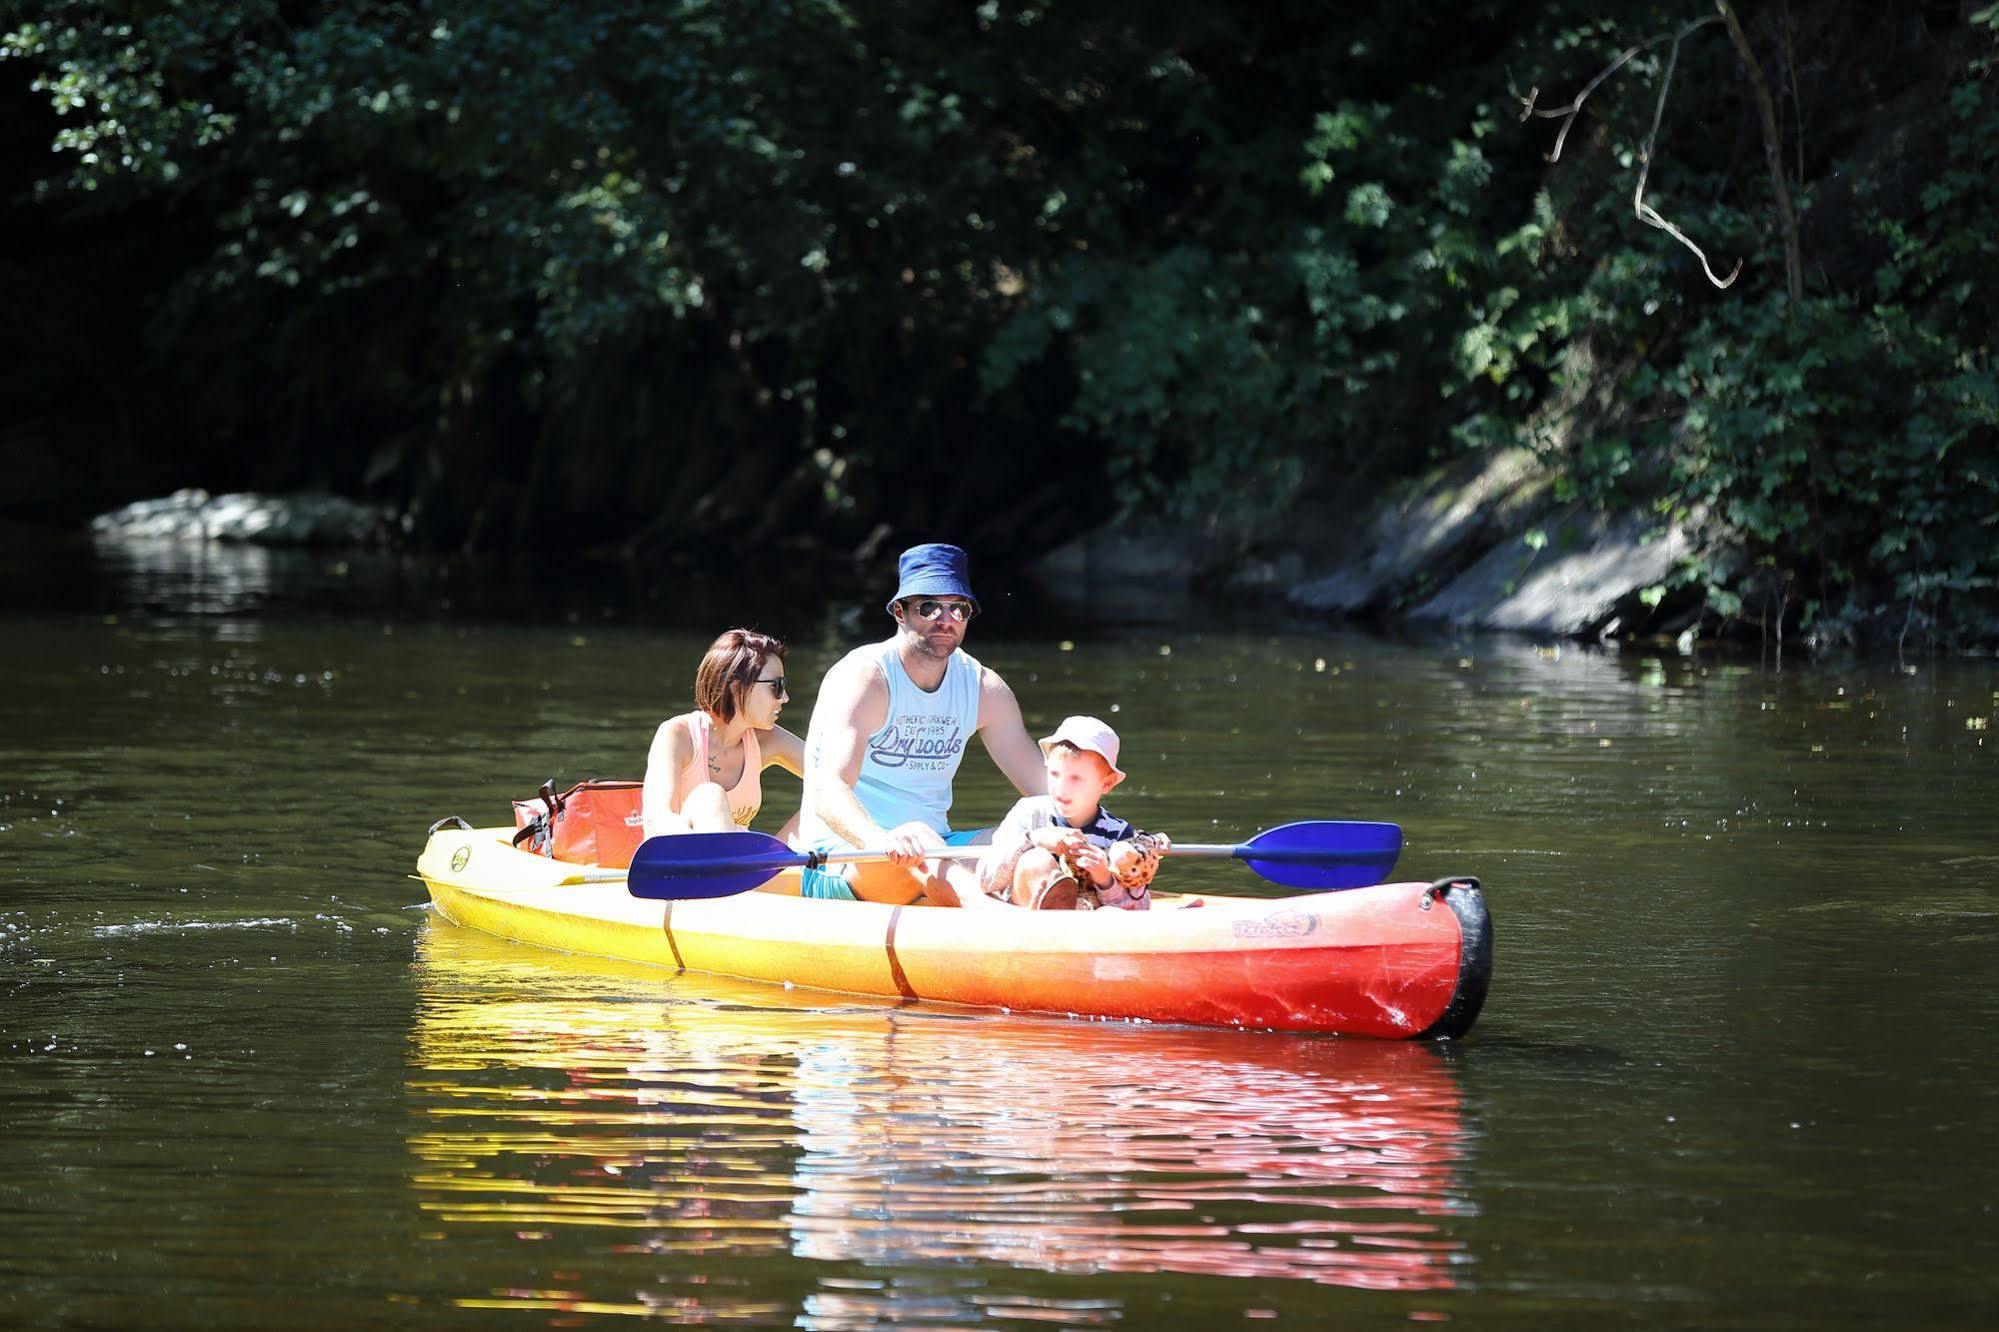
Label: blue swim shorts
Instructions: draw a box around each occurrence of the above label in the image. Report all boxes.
[799,828,988,901]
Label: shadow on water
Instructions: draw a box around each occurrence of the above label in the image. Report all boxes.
[36,526,1480,642]
[402,918,1482,1324]
[67,534,816,628]
[35,529,1085,635]
[1441,1035,1634,1074]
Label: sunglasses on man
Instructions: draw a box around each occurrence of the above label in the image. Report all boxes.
[902,598,977,623]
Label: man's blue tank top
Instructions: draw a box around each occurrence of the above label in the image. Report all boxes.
[801,641,983,848]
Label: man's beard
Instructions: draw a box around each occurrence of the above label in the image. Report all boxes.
[905,626,959,660]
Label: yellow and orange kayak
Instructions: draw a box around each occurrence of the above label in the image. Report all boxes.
[415,823,1492,1039]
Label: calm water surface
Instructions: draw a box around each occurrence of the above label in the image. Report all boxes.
[3,546,1997,1327]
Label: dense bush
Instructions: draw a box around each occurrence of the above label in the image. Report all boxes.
[1534,5,1999,645]
[3,1,1994,642]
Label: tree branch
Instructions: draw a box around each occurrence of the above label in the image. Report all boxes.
[1633,17,1742,289]
[1524,15,1741,288]
[1516,17,1720,164]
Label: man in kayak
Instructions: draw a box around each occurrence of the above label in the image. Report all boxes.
[796,543,1046,905]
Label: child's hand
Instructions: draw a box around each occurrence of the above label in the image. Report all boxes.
[1029,826,1083,856]
[1069,842,1113,888]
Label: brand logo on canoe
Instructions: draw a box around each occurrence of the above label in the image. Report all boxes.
[869,720,966,770]
[1233,910,1317,940]
[450,846,470,873]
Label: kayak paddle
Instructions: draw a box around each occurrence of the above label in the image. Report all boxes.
[1164,820,1402,890]
[627,831,986,899]
[626,820,1401,901]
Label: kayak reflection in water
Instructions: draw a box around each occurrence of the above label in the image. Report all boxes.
[642,629,805,841]
[977,715,1172,910]
[795,543,1046,906]
[782,1022,1474,1296]
[403,926,1479,1313]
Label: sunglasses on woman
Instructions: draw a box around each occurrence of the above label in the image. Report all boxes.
[904,599,977,623]
[755,676,789,697]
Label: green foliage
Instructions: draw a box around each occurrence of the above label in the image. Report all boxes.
[1,0,1995,646]
[982,246,1305,521]
[1661,295,1997,620]
[1,0,1137,547]
[1639,47,1995,643]
[1438,4,1999,644]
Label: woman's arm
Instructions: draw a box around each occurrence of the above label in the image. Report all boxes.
[641,717,695,837]
[762,723,806,777]
[763,724,806,844]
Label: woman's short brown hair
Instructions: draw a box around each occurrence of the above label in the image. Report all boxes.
[694,629,786,724]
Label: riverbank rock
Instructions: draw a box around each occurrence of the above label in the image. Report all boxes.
[1012,444,1714,639]
[1030,524,1201,620]
[1283,448,1702,638]
[1287,448,1711,640]
[91,489,398,546]
[1285,448,1552,617]
[1405,507,1694,637]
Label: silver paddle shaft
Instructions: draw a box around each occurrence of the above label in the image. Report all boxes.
[811,846,987,868]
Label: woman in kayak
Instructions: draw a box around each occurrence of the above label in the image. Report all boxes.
[642,629,805,839]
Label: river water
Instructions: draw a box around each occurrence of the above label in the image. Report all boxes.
[4,542,1997,1327]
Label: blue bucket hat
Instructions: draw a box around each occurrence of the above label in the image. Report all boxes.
[887,543,979,614]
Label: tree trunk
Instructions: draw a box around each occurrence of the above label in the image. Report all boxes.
[1717,0,1804,303]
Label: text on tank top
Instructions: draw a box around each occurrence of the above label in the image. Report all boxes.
[844,643,982,838]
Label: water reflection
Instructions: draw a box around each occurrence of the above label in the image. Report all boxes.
[408,919,1478,1321]
[77,530,865,628]
[91,535,303,616]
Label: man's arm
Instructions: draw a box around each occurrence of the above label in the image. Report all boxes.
[803,656,887,846]
[974,668,1048,797]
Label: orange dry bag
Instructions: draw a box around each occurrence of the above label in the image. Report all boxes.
[512,778,647,869]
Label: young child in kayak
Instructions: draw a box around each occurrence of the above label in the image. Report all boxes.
[978,716,1170,910]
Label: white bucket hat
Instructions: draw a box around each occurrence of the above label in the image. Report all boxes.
[1037,715,1125,782]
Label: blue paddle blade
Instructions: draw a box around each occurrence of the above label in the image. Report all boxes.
[628,831,803,900]
[1236,820,1402,890]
